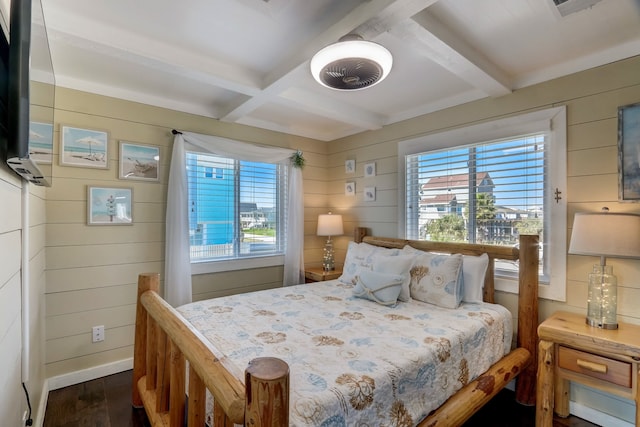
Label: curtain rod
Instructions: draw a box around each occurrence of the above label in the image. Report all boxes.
[171,129,182,135]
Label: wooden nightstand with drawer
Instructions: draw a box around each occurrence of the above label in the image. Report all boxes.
[536,311,640,426]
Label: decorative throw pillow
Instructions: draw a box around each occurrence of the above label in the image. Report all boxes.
[353,270,403,306]
[371,254,414,302]
[409,252,464,309]
[461,253,489,303]
[339,242,400,285]
[402,245,488,304]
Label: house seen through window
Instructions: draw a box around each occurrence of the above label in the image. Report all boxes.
[186,152,286,262]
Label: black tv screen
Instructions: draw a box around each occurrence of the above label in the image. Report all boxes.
[0,16,8,162]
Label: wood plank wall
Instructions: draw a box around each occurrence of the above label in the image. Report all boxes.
[44,88,326,378]
[0,166,47,425]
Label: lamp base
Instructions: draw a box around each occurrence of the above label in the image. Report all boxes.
[585,263,618,330]
[585,318,618,329]
[322,238,335,271]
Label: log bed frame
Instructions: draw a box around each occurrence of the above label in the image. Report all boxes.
[132,228,539,426]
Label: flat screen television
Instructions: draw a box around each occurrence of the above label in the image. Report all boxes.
[1,0,50,186]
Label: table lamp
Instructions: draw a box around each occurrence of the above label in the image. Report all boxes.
[317,213,343,271]
[568,207,640,329]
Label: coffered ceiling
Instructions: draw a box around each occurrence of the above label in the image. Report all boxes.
[35,0,640,141]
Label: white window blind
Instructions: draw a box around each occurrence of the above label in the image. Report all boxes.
[406,134,547,278]
[186,152,287,262]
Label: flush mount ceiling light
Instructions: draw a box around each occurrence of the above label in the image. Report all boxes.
[310,34,393,91]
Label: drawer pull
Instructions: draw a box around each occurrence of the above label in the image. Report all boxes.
[577,359,608,374]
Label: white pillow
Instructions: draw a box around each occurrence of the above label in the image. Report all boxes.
[353,270,403,306]
[339,242,400,285]
[409,252,464,309]
[371,254,414,302]
[461,253,489,303]
[402,245,488,303]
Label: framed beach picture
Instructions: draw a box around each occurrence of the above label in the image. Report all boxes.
[61,125,109,169]
[618,102,640,201]
[119,141,160,181]
[29,122,53,164]
[87,186,133,225]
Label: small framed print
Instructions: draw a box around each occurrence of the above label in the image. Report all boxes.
[364,162,376,177]
[618,102,640,201]
[61,125,109,169]
[345,159,355,174]
[345,182,356,196]
[119,141,160,181]
[87,186,133,225]
[364,186,376,201]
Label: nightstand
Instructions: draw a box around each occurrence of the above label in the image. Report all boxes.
[536,311,640,426]
[304,267,342,283]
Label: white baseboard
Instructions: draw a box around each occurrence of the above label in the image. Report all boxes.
[570,401,633,427]
[47,357,133,391]
[33,379,49,427]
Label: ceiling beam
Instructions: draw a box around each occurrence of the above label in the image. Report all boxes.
[221,0,440,123]
[395,9,512,97]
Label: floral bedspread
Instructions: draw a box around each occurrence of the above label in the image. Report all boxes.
[177,280,512,426]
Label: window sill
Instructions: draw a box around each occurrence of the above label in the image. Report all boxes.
[191,254,284,275]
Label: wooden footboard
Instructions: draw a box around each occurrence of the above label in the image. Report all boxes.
[132,273,289,426]
[132,232,538,426]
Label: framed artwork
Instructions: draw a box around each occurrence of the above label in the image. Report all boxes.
[618,102,640,201]
[87,186,133,225]
[364,162,376,177]
[345,159,355,174]
[29,122,53,164]
[345,182,355,196]
[119,141,160,181]
[364,186,376,201]
[61,125,109,169]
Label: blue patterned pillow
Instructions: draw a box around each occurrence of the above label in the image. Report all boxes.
[409,252,464,309]
[353,270,403,306]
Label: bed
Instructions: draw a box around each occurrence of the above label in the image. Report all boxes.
[132,228,539,426]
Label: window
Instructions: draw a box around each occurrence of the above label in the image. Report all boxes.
[186,152,287,266]
[399,107,567,301]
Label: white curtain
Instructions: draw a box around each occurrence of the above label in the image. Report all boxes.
[164,131,305,307]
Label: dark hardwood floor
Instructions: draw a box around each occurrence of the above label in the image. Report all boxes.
[43,370,598,427]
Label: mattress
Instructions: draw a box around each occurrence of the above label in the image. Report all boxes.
[177,279,513,426]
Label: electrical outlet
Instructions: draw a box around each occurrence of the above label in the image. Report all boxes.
[92,325,105,343]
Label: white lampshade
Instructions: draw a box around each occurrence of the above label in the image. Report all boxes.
[569,210,640,259]
[317,213,343,237]
[569,208,640,329]
[310,34,392,91]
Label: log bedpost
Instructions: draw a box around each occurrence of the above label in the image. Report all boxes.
[245,357,290,426]
[536,339,555,426]
[133,272,159,407]
[354,227,367,243]
[515,234,539,405]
